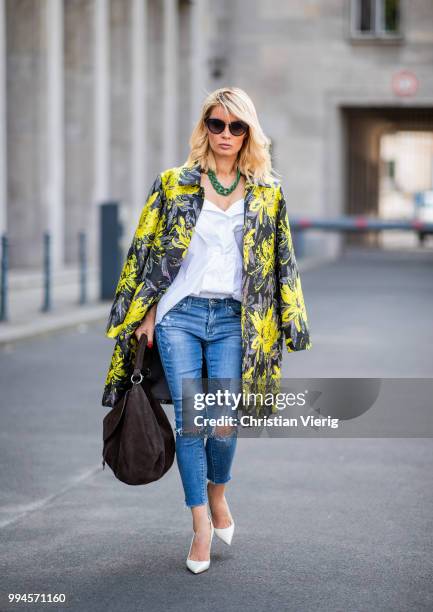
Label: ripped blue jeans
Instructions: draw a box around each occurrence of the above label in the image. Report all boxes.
[154,295,241,508]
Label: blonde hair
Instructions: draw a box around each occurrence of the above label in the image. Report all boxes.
[183,87,281,185]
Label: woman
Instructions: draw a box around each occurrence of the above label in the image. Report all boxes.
[102,87,312,574]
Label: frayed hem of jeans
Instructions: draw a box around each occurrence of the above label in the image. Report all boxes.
[184,499,208,509]
[206,475,232,485]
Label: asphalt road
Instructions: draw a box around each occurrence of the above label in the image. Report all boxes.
[1,247,433,612]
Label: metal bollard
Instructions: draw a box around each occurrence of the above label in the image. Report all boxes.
[41,232,51,312]
[292,228,305,260]
[78,231,87,305]
[99,201,123,301]
[0,234,8,322]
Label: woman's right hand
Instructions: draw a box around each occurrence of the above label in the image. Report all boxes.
[134,303,157,347]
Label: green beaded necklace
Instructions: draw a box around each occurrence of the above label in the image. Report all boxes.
[207,168,241,196]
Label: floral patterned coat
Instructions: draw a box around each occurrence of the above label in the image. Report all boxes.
[102,161,312,410]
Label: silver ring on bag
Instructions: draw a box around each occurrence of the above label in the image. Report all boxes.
[131,372,143,384]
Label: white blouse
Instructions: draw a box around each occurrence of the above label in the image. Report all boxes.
[155,197,244,325]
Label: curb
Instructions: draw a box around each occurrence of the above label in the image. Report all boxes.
[0,304,109,347]
[0,256,333,346]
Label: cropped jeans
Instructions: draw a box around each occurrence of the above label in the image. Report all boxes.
[155,295,241,508]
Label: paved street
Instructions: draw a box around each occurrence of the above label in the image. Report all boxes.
[1,247,433,612]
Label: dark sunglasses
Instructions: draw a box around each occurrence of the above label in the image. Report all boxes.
[205,117,249,137]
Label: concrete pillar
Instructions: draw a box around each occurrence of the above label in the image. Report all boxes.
[0,0,6,235]
[46,0,65,270]
[94,0,110,202]
[162,0,178,167]
[190,0,208,128]
[131,0,148,221]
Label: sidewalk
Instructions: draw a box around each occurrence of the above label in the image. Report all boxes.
[0,255,332,345]
[0,265,109,345]
[2,248,432,611]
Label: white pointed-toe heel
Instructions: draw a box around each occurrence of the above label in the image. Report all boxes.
[213,519,235,546]
[186,517,214,574]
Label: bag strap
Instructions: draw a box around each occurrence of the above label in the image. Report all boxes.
[131,333,149,385]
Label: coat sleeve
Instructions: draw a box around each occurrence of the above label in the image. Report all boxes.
[105,173,165,339]
[276,183,312,353]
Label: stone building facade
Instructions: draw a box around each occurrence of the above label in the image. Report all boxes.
[1,0,432,271]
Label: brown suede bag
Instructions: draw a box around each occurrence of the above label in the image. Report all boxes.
[102,334,175,485]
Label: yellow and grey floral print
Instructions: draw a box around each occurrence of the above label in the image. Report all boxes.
[102,162,311,411]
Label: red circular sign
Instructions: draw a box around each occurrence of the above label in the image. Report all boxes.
[392,70,418,97]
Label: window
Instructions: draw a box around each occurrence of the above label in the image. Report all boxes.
[386,159,396,180]
[351,0,401,37]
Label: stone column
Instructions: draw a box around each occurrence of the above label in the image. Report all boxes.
[94,0,110,203]
[162,0,178,167]
[190,0,208,129]
[46,0,65,269]
[131,0,148,221]
[0,0,6,235]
